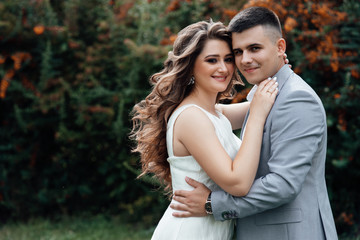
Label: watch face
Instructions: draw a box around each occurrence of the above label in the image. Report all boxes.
[205,201,212,214]
[205,192,212,214]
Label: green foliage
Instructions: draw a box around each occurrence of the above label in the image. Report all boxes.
[325,1,360,236]
[0,0,168,221]
[0,0,359,238]
[0,0,226,224]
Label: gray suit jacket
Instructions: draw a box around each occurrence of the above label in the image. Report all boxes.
[212,65,338,240]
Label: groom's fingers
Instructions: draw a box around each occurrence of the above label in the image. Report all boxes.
[185,176,201,188]
[170,202,187,211]
[170,202,204,218]
[172,209,192,218]
[173,189,190,198]
[171,194,206,213]
[172,194,188,205]
[170,202,192,218]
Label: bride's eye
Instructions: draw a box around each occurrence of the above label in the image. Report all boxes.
[206,58,217,63]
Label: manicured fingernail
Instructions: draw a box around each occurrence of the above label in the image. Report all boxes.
[275,82,278,85]
[267,77,271,81]
[273,77,277,81]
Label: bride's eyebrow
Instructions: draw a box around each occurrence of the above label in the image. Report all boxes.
[205,53,233,58]
[205,54,220,58]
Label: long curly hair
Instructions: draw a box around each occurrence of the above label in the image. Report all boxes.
[130,20,243,192]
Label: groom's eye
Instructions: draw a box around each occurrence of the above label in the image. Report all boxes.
[233,49,243,56]
[225,57,234,63]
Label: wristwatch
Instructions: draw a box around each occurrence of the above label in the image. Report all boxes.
[205,192,213,215]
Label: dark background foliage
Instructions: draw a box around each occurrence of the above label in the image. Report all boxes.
[0,0,359,237]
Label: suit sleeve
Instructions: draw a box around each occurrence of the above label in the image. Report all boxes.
[212,87,326,221]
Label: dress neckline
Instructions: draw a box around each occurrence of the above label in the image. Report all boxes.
[174,104,222,120]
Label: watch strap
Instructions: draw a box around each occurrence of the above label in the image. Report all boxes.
[205,192,213,215]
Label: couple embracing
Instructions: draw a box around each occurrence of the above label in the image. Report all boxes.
[131,6,337,240]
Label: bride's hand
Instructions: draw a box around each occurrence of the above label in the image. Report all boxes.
[250,78,278,120]
[283,53,292,68]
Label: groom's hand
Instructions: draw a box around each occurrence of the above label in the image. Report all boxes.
[170,177,210,217]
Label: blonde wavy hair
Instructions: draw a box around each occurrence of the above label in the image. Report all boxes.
[130,20,243,192]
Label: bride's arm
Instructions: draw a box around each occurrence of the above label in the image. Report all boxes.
[176,79,278,197]
[216,102,250,130]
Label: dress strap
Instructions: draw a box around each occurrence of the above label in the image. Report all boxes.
[167,104,221,157]
[166,104,204,157]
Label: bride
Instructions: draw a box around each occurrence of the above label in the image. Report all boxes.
[130,20,278,239]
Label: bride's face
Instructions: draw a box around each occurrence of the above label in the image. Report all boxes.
[192,39,235,94]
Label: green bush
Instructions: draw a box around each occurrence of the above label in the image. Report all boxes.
[0,0,359,237]
[0,0,165,222]
[0,0,224,225]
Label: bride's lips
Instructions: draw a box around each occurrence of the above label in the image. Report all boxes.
[212,75,227,82]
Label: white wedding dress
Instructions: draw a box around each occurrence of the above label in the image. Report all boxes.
[152,104,242,240]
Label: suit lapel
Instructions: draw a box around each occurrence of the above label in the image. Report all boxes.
[239,64,293,141]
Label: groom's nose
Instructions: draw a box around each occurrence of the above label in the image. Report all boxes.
[241,51,253,65]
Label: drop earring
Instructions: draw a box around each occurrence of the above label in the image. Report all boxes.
[188,76,195,85]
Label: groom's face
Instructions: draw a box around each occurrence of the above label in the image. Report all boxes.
[232,25,283,85]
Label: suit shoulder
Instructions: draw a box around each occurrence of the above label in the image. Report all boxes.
[278,74,323,107]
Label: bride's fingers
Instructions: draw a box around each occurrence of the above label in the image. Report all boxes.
[259,77,277,93]
[265,81,278,94]
[283,53,290,65]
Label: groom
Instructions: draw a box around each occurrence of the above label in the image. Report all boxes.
[170,7,338,240]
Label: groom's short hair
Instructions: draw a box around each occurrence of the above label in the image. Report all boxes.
[228,7,282,42]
